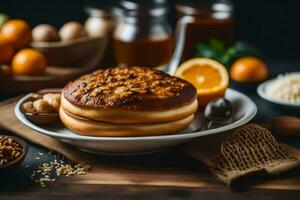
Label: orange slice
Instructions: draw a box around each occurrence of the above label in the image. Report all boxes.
[175,58,229,107]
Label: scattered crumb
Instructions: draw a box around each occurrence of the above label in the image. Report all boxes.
[31,157,90,187]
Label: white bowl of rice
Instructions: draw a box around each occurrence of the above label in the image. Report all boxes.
[257,72,300,108]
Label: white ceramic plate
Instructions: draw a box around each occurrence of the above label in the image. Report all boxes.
[257,78,300,109]
[15,88,257,155]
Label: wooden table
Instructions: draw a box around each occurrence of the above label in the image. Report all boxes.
[1,61,300,199]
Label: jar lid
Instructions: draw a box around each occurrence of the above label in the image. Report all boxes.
[84,0,116,18]
[176,0,233,16]
[85,7,111,18]
[113,0,170,18]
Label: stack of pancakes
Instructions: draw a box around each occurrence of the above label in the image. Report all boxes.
[60,66,198,137]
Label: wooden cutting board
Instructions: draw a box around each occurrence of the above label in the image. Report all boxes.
[0,65,96,95]
[0,47,105,95]
[1,97,300,200]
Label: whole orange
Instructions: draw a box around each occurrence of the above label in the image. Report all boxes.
[1,19,32,50]
[12,49,46,76]
[230,57,268,83]
[0,34,14,64]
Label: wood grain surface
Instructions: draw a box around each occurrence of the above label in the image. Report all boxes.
[0,65,97,95]
[1,148,300,200]
[1,63,300,200]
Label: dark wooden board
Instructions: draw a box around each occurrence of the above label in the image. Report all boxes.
[0,149,300,200]
[1,61,300,200]
[0,65,96,95]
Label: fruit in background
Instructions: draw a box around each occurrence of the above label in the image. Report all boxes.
[12,48,46,76]
[0,35,14,64]
[0,13,9,28]
[195,39,262,68]
[175,58,229,107]
[230,57,268,83]
[32,24,60,42]
[59,22,86,41]
[0,19,32,50]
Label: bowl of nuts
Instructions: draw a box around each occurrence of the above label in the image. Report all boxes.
[20,88,61,125]
[0,135,28,172]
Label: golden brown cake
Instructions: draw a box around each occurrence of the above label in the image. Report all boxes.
[60,66,198,136]
[59,107,194,137]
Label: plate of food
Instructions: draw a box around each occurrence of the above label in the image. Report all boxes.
[257,72,300,109]
[15,66,257,155]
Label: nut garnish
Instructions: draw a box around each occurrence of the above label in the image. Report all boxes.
[33,99,54,113]
[43,93,61,112]
[0,136,23,166]
[30,151,90,187]
[22,101,37,113]
[22,93,61,114]
[63,66,196,110]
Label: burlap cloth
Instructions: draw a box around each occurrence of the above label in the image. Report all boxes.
[1,97,300,187]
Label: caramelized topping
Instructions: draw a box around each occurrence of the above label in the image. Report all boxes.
[63,66,197,110]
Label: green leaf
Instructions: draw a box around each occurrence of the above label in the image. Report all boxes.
[209,38,226,55]
[196,43,222,61]
[195,39,262,68]
[221,42,262,66]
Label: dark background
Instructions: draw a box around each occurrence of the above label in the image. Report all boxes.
[0,0,299,60]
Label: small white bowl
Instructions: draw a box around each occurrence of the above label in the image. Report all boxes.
[15,88,257,155]
[257,78,300,109]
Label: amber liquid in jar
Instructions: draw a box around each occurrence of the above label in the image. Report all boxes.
[183,18,234,60]
[176,2,235,60]
[114,36,173,68]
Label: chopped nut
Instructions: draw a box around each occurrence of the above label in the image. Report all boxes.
[32,93,43,100]
[43,93,61,112]
[33,99,54,113]
[31,153,90,187]
[64,66,189,110]
[0,136,23,166]
[22,101,36,113]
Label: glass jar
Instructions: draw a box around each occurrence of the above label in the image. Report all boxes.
[85,6,114,38]
[85,5,115,66]
[113,0,173,68]
[175,0,235,60]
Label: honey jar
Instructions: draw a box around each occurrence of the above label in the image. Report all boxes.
[175,0,235,60]
[113,0,173,68]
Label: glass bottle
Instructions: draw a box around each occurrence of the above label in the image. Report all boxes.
[175,0,235,61]
[85,5,115,66]
[113,0,173,68]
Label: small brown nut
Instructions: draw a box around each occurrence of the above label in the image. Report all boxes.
[43,93,61,112]
[22,101,36,113]
[33,99,54,113]
[32,24,60,42]
[59,22,86,41]
[31,93,43,100]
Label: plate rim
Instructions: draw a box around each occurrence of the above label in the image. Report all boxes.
[15,88,257,142]
[257,79,300,107]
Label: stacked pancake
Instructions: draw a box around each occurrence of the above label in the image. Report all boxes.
[60,66,198,137]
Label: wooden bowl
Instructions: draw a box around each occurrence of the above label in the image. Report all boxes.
[31,36,108,67]
[0,135,28,173]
